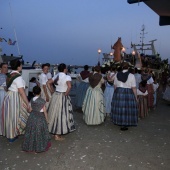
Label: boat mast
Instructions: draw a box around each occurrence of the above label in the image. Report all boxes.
[132,24,157,56]
[9,2,21,55]
[140,24,147,54]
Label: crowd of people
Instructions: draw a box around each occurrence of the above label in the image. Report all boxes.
[75,62,170,131]
[124,54,169,70]
[0,60,75,153]
[0,59,170,153]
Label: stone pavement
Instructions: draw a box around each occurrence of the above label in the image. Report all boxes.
[0,100,170,170]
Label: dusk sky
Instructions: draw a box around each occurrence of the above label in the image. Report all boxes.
[0,0,170,66]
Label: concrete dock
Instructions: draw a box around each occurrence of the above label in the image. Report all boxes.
[0,98,170,170]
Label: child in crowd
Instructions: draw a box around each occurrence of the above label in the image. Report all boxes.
[28,77,39,101]
[137,80,148,118]
[22,86,51,153]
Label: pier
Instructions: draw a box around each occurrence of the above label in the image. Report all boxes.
[0,96,170,170]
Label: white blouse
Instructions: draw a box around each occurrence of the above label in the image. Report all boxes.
[39,73,48,85]
[114,70,136,89]
[137,89,148,96]
[78,73,89,83]
[8,71,25,92]
[52,72,72,92]
[47,72,52,79]
[147,77,154,85]
[153,83,159,92]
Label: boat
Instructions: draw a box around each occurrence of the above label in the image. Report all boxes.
[101,25,169,75]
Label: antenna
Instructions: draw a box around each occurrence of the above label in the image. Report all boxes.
[140,24,147,54]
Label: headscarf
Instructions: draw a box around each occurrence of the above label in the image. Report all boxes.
[6,72,21,89]
[89,72,102,88]
[117,71,130,83]
[80,70,90,80]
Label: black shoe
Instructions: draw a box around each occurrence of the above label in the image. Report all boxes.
[104,115,107,122]
[120,127,128,131]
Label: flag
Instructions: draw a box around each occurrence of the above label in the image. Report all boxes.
[8,38,16,45]
[11,41,16,45]
[3,38,7,42]
[8,38,12,45]
[0,38,7,42]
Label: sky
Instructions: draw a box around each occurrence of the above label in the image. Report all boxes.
[0,0,170,66]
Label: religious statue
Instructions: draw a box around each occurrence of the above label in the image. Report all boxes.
[113,37,123,62]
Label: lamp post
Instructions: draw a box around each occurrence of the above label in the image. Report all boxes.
[110,52,113,62]
[97,48,101,66]
[110,52,113,57]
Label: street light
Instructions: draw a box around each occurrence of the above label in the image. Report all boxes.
[97,48,101,66]
[132,50,135,55]
[110,52,113,57]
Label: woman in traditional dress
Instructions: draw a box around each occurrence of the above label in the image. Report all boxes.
[39,63,51,109]
[141,69,154,110]
[111,62,138,131]
[137,80,148,118]
[75,65,90,109]
[47,63,75,141]
[0,63,8,135]
[2,59,31,142]
[82,66,105,125]
[104,67,115,117]
[22,86,51,153]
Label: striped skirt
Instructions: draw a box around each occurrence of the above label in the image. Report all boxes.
[48,92,76,135]
[138,95,148,118]
[111,87,138,126]
[0,87,6,135]
[104,85,114,114]
[1,91,30,139]
[40,85,51,110]
[75,82,89,108]
[82,86,105,125]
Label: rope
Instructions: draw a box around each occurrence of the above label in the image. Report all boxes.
[9,1,21,55]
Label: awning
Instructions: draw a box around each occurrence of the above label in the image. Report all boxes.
[127,0,170,26]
